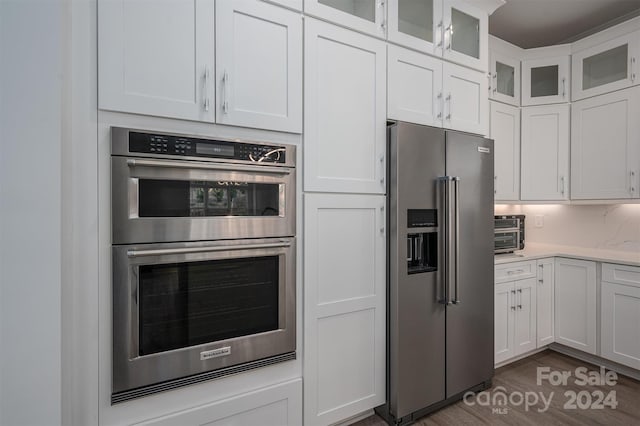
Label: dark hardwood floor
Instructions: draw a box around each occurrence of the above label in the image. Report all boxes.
[355,350,640,425]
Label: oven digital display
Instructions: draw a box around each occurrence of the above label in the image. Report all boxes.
[196,142,235,157]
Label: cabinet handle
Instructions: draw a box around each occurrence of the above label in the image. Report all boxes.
[492,73,497,94]
[436,21,444,48]
[560,176,565,195]
[380,155,385,186]
[445,23,452,51]
[494,175,497,195]
[446,93,452,121]
[630,170,636,194]
[511,289,516,310]
[203,68,211,112]
[221,70,229,114]
[561,77,566,99]
[437,92,443,119]
[379,205,385,235]
[517,288,522,309]
[630,57,636,82]
[378,1,386,31]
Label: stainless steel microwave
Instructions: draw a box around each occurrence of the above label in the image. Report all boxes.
[494,215,525,254]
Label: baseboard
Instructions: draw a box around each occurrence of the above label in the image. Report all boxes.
[332,409,375,426]
[494,347,548,369]
[549,344,640,381]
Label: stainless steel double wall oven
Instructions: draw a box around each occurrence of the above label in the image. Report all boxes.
[111,128,296,403]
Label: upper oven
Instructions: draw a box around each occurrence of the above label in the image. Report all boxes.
[111,128,296,245]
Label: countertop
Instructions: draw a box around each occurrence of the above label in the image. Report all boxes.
[494,242,640,267]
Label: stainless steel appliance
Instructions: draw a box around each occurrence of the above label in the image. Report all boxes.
[494,215,525,253]
[377,122,494,425]
[111,128,296,403]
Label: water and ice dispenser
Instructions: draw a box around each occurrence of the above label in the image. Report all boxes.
[406,209,437,274]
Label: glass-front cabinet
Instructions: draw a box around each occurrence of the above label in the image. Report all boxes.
[387,0,488,72]
[388,0,443,55]
[572,31,640,101]
[522,56,570,106]
[490,51,520,106]
[304,0,385,38]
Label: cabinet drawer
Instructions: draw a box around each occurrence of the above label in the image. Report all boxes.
[495,260,537,283]
[602,263,640,288]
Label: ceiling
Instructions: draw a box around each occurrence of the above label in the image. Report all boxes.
[489,0,640,49]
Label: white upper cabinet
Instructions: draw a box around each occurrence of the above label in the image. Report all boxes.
[261,0,303,11]
[490,101,520,201]
[305,18,387,194]
[571,86,640,200]
[388,45,443,127]
[572,30,640,102]
[304,0,385,39]
[388,0,443,56]
[490,50,520,106]
[443,61,488,135]
[522,56,570,106]
[98,0,215,122]
[442,0,488,72]
[216,0,302,133]
[520,104,570,201]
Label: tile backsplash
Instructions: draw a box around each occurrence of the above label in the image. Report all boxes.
[494,204,640,252]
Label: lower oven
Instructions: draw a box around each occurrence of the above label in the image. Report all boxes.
[494,215,525,253]
[111,237,296,403]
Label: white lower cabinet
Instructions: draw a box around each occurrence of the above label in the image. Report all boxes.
[495,261,537,365]
[132,379,302,426]
[304,193,386,426]
[601,263,640,370]
[536,258,555,347]
[554,258,597,354]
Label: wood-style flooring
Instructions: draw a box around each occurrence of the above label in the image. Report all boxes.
[354,350,640,425]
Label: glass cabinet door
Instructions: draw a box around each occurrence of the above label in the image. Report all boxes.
[522,56,570,106]
[442,0,487,72]
[490,51,520,106]
[571,31,639,101]
[306,0,384,38]
[388,0,442,55]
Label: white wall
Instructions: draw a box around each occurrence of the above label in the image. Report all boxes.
[495,204,640,252]
[0,1,63,424]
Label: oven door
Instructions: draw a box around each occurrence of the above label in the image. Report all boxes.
[112,157,295,244]
[494,228,520,253]
[112,237,296,400]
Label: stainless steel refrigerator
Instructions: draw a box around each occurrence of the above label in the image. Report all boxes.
[377,121,494,425]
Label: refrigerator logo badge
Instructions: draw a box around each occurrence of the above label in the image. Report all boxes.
[478,147,491,154]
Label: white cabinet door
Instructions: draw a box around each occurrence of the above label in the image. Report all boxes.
[495,282,515,364]
[304,0,385,39]
[554,258,597,354]
[387,0,443,56]
[571,86,640,200]
[521,104,570,201]
[522,56,570,106]
[442,0,488,72]
[514,277,537,356]
[305,19,387,194]
[261,0,302,11]
[536,258,555,347]
[572,30,640,101]
[133,379,302,426]
[443,61,488,136]
[490,101,520,201]
[304,194,386,426]
[98,0,215,121]
[602,281,640,370]
[388,45,443,127]
[216,0,302,133]
[490,50,520,106]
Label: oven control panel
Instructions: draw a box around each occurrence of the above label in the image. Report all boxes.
[128,131,286,164]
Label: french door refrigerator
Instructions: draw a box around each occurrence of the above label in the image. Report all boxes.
[377,121,494,425]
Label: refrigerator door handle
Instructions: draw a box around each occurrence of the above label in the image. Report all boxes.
[452,176,461,304]
[439,176,458,305]
[438,176,451,304]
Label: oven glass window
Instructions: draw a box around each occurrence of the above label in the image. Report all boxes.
[138,179,281,217]
[138,256,279,356]
[495,232,519,251]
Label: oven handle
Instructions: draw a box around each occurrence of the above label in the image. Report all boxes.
[126,158,292,175]
[127,241,292,258]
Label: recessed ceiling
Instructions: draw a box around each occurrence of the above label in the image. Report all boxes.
[490,0,640,49]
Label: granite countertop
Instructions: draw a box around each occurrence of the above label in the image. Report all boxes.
[494,242,640,267]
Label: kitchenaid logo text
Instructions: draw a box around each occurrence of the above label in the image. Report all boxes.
[463,366,618,414]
